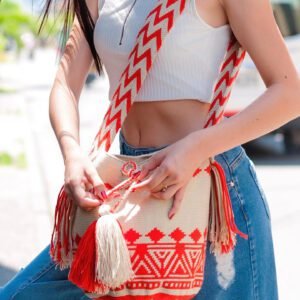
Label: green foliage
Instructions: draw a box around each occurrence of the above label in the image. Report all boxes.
[0,151,27,168]
[0,152,13,166]
[0,0,64,51]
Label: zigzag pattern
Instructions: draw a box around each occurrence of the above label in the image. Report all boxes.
[88,1,246,159]
[204,36,246,128]
[88,0,187,159]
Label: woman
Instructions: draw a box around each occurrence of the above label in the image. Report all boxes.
[1,0,300,299]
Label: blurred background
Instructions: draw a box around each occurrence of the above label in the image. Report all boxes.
[0,0,300,299]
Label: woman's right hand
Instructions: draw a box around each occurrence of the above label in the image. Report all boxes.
[63,146,108,211]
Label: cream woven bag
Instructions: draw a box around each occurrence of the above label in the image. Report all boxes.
[50,0,248,298]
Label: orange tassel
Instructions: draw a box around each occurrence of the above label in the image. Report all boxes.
[209,159,248,255]
[50,185,74,269]
[68,220,108,294]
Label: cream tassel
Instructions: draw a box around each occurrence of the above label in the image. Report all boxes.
[95,204,134,288]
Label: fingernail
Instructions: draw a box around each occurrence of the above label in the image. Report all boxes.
[101,191,108,199]
[132,170,141,177]
[169,212,175,220]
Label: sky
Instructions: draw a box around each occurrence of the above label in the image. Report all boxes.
[16,0,45,13]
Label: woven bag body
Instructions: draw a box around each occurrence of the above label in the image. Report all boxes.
[72,152,211,298]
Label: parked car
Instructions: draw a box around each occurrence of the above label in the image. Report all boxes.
[225,0,300,154]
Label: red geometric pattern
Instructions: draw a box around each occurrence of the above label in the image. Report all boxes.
[115,227,207,294]
[124,229,142,244]
[146,228,165,243]
[204,165,211,174]
[192,167,201,177]
[189,229,202,243]
[98,295,199,300]
[192,164,212,177]
[169,228,186,243]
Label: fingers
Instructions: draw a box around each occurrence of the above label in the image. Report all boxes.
[168,184,187,219]
[65,178,103,211]
[133,161,178,191]
[132,167,169,191]
[151,183,177,200]
[151,176,172,193]
[137,155,162,181]
[85,167,108,199]
[85,166,103,187]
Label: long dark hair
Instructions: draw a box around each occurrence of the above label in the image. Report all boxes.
[38,1,103,75]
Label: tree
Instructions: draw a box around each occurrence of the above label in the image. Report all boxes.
[0,0,63,53]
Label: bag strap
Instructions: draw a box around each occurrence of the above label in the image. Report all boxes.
[89,0,246,160]
[204,36,246,129]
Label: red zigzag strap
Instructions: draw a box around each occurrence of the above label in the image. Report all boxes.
[88,0,246,159]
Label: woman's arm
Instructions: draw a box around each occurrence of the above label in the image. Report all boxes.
[49,0,98,161]
[49,0,107,209]
[192,0,300,158]
[130,0,300,218]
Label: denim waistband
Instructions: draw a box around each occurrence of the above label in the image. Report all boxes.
[119,130,170,153]
[119,129,247,170]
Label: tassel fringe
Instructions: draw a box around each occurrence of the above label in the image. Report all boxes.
[68,211,134,294]
[95,213,134,288]
[68,220,109,294]
[50,185,75,269]
[208,159,248,256]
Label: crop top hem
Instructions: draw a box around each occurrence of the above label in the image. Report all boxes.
[94,0,232,105]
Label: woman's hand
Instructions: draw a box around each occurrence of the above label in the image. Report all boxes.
[130,132,208,219]
[63,146,108,211]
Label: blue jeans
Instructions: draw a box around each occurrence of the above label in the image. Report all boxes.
[0,130,279,300]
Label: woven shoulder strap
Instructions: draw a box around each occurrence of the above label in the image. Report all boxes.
[89,0,246,160]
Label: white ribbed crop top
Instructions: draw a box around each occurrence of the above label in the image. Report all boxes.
[94,0,232,103]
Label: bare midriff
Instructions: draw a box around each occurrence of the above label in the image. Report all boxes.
[121,99,212,148]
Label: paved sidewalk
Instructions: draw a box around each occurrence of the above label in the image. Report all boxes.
[0,94,52,282]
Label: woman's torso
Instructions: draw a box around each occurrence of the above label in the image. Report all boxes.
[94,0,231,148]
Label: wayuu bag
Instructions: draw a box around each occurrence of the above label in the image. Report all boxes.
[50,0,248,298]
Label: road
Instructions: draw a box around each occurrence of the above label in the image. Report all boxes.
[0,48,299,299]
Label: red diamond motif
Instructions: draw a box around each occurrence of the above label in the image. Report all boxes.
[189,229,202,243]
[192,167,202,177]
[124,229,142,244]
[205,165,211,174]
[146,228,165,243]
[169,227,186,242]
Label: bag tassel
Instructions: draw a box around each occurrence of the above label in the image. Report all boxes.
[68,204,134,294]
[208,158,248,256]
[68,220,108,294]
[50,185,75,269]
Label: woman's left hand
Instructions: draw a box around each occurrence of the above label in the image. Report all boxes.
[130,131,208,219]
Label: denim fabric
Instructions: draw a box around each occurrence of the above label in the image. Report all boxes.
[0,130,279,300]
